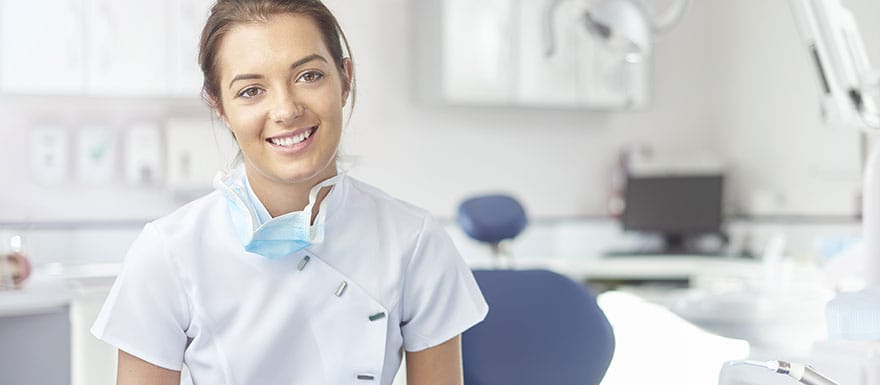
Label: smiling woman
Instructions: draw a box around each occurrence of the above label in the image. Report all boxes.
[213,12,350,217]
[89,1,488,385]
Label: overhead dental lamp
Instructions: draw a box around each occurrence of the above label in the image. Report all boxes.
[544,0,690,63]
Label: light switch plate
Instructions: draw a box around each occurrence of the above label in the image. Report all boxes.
[29,127,70,186]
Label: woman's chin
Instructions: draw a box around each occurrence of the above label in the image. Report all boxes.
[272,166,335,185]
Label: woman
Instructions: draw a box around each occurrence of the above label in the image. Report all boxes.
[91,1,488,384]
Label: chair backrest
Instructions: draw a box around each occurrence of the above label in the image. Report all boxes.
[462,269,615,385]
[457,195,527,244]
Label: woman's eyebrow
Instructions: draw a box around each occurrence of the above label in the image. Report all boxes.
[227,54,329,90]
[228,74,264,90]
[289,54,328,70]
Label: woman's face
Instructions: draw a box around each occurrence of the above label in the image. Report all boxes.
[216,13,351,187]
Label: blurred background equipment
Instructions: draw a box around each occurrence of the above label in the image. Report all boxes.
[621,174,724,254]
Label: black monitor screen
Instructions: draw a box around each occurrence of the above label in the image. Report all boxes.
[622,175,723,235]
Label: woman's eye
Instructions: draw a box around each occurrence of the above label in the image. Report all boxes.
[238,87,264,99]
[298,71,324,83]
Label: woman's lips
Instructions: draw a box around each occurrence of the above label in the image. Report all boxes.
[266,125,318,154]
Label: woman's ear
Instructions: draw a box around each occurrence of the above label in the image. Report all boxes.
[207,95,233,133]
[215,108,227,125]
[341,57,353,106]
[214,109,230,128]
[205,93,225,119]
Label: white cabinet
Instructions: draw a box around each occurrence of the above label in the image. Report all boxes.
[85,0,168,96]
[0,0,86,94]
[0,0,210,97]
[441,0,515,104]
[169,0,214,97]
[416,0,651,110]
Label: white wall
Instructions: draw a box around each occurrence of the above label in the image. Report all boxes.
[709,0,879,217]
[2,0,868,222]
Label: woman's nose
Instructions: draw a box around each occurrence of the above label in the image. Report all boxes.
[269,91,304,125]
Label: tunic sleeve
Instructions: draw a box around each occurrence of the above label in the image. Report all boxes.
[400,215,489,352]
[91,223,190,370]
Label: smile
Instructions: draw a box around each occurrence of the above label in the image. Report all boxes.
[266,126,317,148]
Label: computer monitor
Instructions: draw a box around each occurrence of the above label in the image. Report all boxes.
[622,174,724,253]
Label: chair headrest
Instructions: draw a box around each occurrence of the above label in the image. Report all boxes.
[457,194,527,244]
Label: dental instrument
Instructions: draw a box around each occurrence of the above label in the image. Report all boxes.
[729,360,840,385]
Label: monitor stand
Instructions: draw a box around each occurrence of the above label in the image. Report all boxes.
[604,233,721,257]
[662,233,687,254]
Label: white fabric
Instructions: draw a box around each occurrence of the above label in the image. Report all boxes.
[91,175,488,385]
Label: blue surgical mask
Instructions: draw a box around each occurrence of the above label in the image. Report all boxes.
[214,165,341,259]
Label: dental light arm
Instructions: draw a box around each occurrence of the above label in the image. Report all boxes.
[789,0,880,302]
[788,0,880,130]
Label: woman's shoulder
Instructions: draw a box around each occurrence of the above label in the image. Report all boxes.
[342,175,433,225]
[150,190,227,238]
[126,191,232,271]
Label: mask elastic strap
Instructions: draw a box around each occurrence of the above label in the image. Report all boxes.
[304,174,342,238]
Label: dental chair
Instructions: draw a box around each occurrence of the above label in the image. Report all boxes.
[457,194,615,385]
[457,194,526,267]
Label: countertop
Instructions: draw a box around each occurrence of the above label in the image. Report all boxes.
[0,269,72,317]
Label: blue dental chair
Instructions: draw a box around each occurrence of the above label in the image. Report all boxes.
[457,194,615,385]
[457,195,527,266]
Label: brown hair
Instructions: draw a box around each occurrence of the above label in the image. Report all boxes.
[198,0,355,112]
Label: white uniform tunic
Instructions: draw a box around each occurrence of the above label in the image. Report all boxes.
[92,175,488,385]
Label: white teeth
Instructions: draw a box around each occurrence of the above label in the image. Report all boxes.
[299,128,314,142]
[269,127,315,147]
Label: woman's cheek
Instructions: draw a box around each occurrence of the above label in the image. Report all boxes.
[230,108,266,139]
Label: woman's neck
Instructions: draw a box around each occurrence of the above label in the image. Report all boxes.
[245,164,337,223]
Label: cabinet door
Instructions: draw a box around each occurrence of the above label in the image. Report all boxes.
[85,0,167,96]
[0,0,86,94]
[441,0,514,104]
[169,0,214,98]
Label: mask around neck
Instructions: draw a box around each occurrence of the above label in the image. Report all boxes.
[213,165,341,259]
